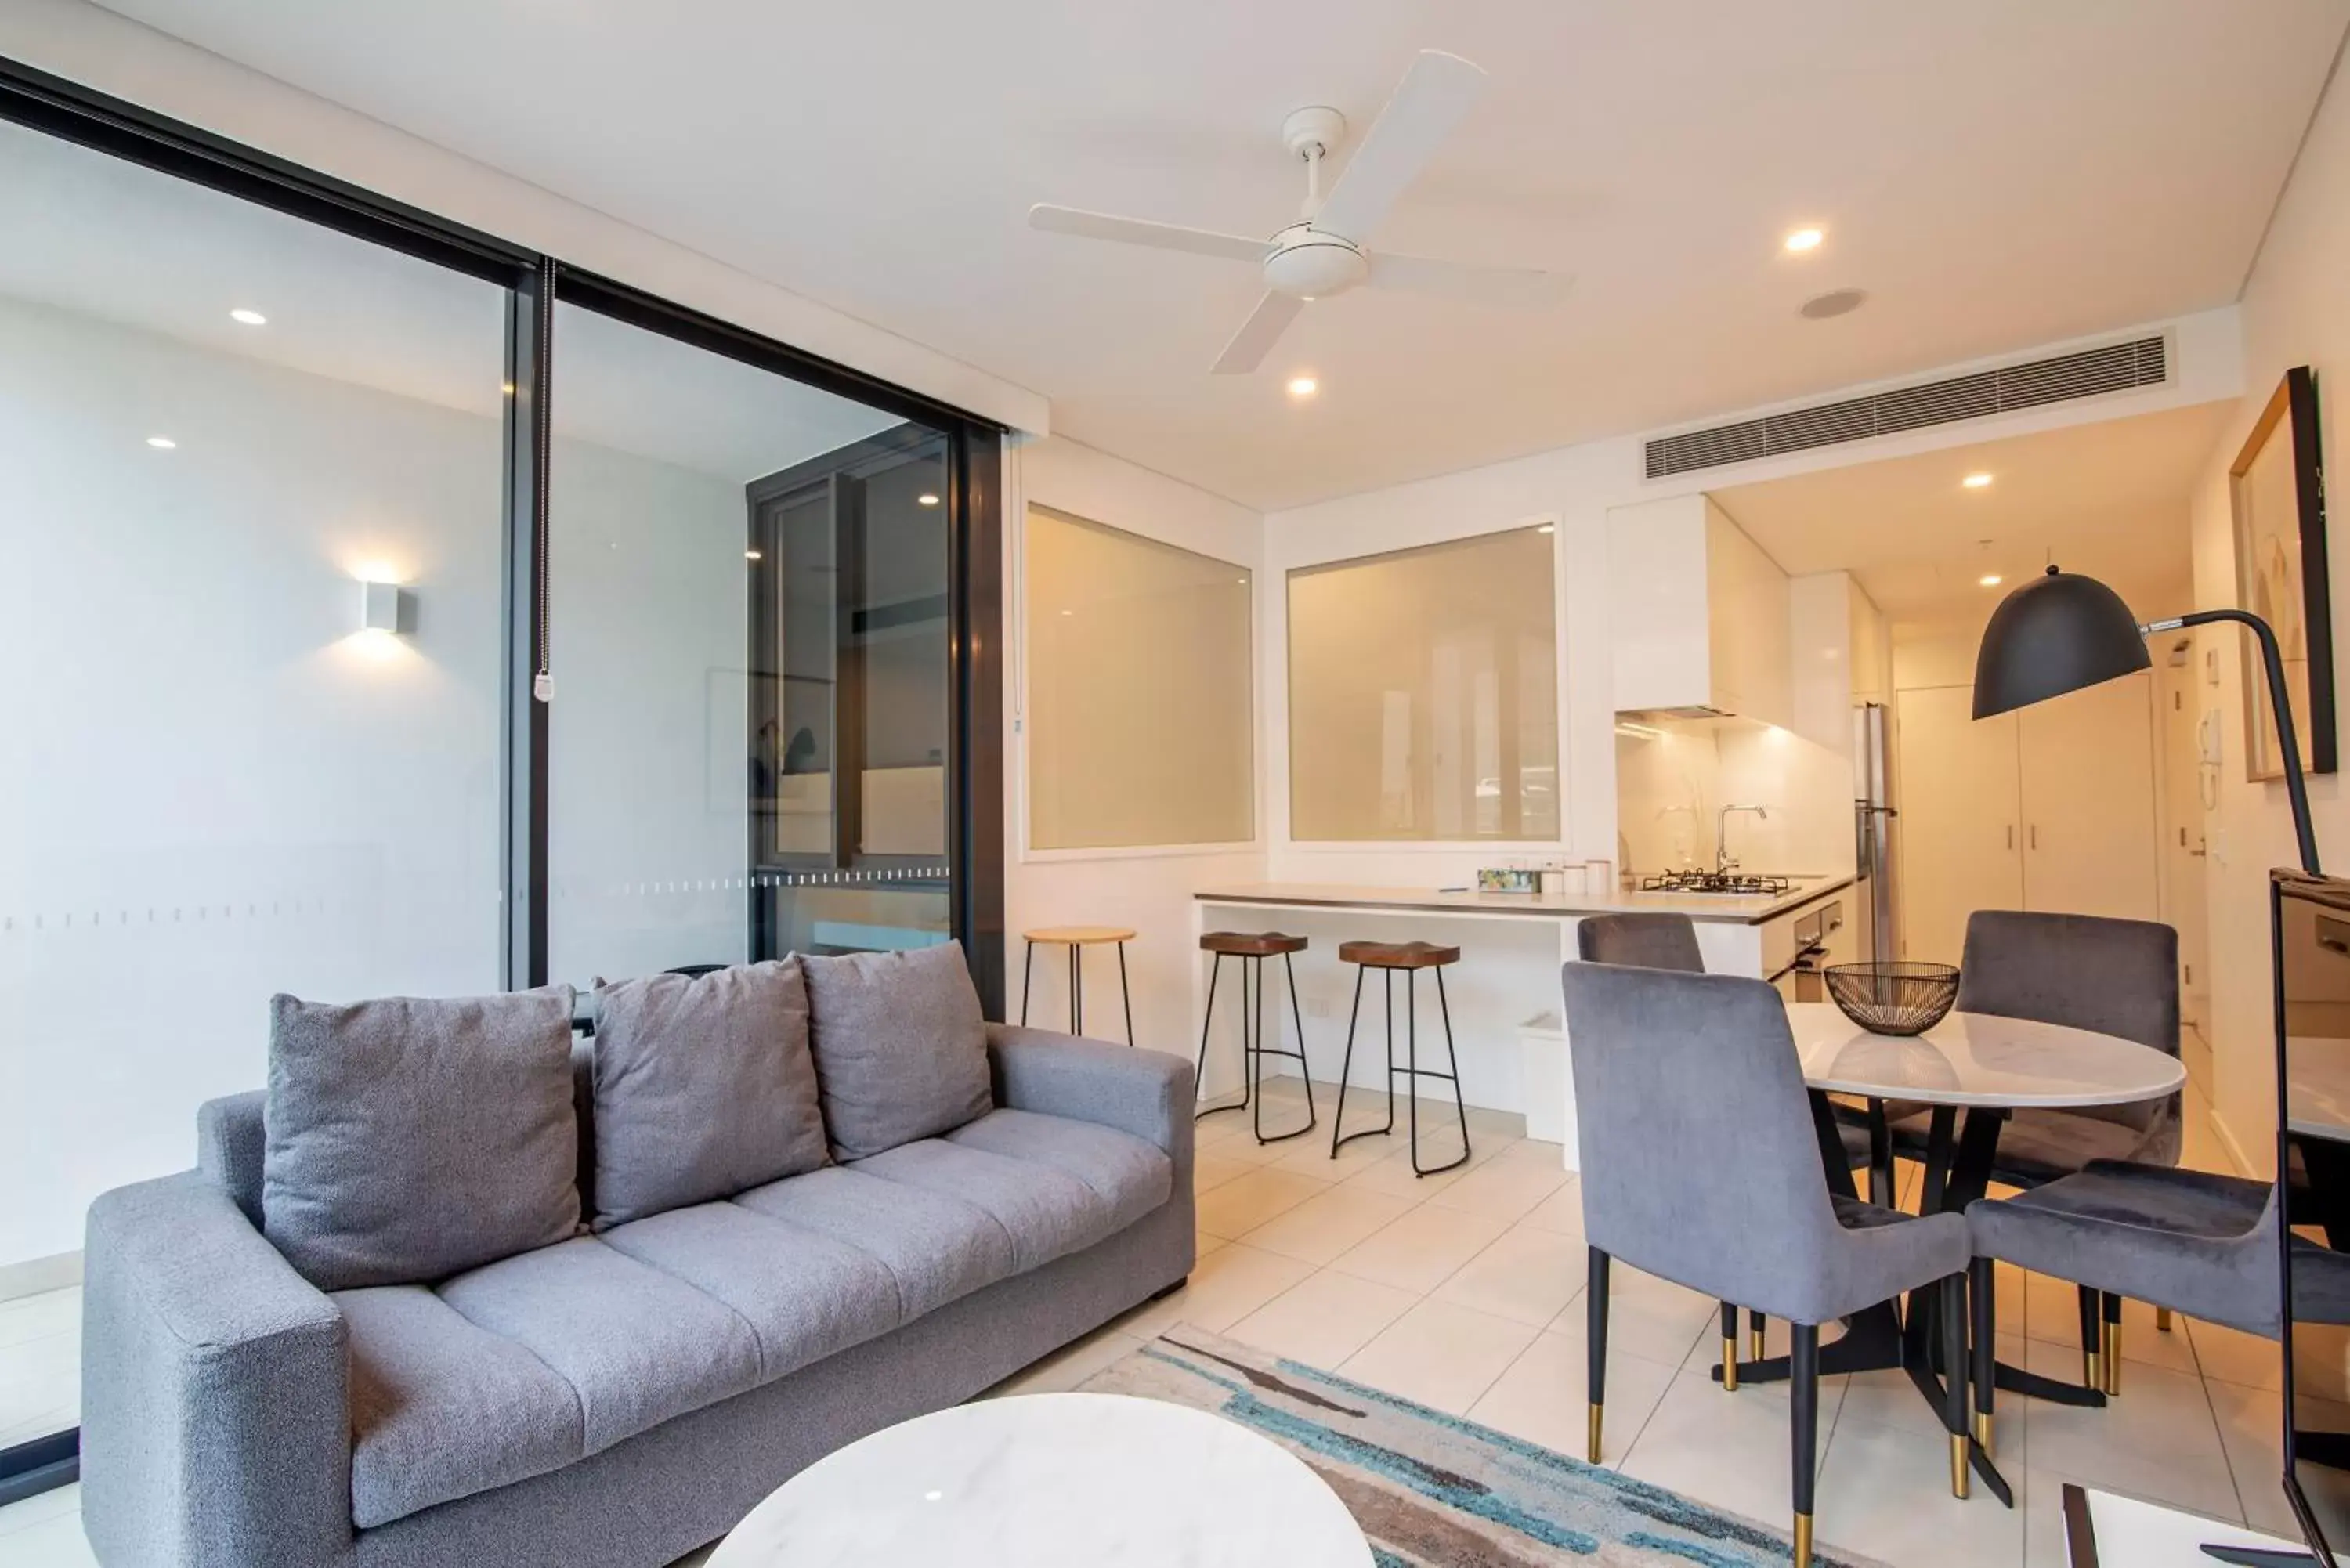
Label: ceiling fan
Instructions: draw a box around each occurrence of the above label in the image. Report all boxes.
[1029,49,1571,375]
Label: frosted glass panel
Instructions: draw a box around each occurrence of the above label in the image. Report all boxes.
[1288,528,1559,841]
[1027,506,1253,849]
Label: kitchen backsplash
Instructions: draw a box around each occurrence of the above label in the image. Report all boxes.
[1614,712,1856,881]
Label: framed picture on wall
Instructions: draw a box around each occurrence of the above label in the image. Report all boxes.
[2230,364,2336,780]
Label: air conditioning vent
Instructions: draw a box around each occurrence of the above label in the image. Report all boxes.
[1643,334,2168,480]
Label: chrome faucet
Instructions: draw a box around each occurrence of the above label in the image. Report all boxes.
[1717,804,1769,873]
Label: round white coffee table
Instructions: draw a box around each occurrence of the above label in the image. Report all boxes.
[707,1392,1373,1568]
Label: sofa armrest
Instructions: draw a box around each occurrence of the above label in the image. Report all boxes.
[985,1024,1194,1163]
[82,1172,352,1568]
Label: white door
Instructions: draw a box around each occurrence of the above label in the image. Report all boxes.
[1894,685,2024,966]
[2019,672,2160,923]
[2157,654,2213,1034]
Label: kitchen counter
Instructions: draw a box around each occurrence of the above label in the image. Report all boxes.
[1194,876,1854,927]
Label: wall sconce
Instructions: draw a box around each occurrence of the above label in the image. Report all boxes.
[360,580,412,635]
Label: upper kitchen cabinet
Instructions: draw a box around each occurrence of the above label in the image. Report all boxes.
[1787,571,1893,753]
[1607,495,1792,727]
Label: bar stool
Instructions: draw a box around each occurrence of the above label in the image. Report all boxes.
[1019,926,1137,1045]
[1195,931,1317,1144]
[1329,940,1470,1176]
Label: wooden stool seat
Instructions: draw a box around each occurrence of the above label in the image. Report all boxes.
[1337,939,1460,970]
[1025,925,1138,945]
[1200,930,1309,958]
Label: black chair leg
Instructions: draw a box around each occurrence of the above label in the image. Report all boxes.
[1068,941,1083,1034]
[1192,952,1225,1120]
[1791,1322,1819,1567]
[1868,1100,1895,1206]
[1020,939,1036,1026]
[1117,941,1135,1047]
[2102,1291,2124,1396]
[1719,1300,1741,1392]
[1970,1256,1996,1458]
[1283,953,1317,1136]
[1749,1309,1767,1362]
[1587,1247,1611,1463]
[1942,1274,1969,1499]
[2076,1283,2102,1390]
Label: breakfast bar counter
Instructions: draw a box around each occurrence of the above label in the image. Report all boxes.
[1194,877,1853,926]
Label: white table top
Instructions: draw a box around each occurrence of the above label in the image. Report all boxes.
[707,1393,1373,1568]
[1785,1003,2186,1108]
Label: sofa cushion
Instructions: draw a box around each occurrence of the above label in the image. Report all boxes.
[801,942,992,1162]
[733,1165,1015,1320]
[589,961,829,1230]
[848,1140,1112,1272]
[436,1237,762,1455]
[338,1285,585,1529]
[262,988,580,1291]
[598,1201,900,1381]
[945,1107,1173,1232]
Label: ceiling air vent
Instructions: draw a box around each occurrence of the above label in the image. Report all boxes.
[1643,334,2168,480]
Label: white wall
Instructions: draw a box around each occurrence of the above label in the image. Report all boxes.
[1005,436,1265,1078]
[2184,30,2350,1176]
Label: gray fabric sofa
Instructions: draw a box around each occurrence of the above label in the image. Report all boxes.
[80,1024,1195,1568]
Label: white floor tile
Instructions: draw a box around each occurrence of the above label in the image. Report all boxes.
[1421,1144,1572,1223]
[1234,1183,1415,1266]
[1225,1270,1420,1368]
[1515,1177,1585,1237]
[1430,1221,1585,1328]
[1117,1243,1316,1339]
[0,1509,97,1568]
[1325,1202,1511,1295]
[1619,1364,1840,1531]
[2187,1317,2283,1392]
[2012,1335,2244,1521]
[1338,1298,1541,1415]
[0,1294,77,1355]
[1813,1407,2026,1568]
[1190,1151,1256,1194]
[0,1483,80,1544]
[983,1326,1144,1398]
[1466,1328,1678,1468]
[1193,1166,1330,1240]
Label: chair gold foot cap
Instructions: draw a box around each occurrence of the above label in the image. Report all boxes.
[1950,1432,1970,1498]
[1973,1411,1993,1458]
[1721,1336,1740,1392]
[1792,1510,1813,1566]
[1586,1402,1603,1465]
[2102,1321,2121,1396]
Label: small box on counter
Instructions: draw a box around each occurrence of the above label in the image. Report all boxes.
[1477,868,1541,894]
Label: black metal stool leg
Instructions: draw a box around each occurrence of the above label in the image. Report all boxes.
[1329,965,1371,1157]
[1118,941,1135,1047]
[1284,952,1317,1135]
[1409,965,1471,1177]
[1020,940,1035,1026]
[1246,952,1314,1146]
[1069,942,1083,1035]
[1195,952,1231,1120]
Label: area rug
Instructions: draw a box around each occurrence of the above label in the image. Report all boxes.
[1077,1329,1887,1567]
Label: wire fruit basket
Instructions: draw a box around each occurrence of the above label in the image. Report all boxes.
[1824,962,1960,1036]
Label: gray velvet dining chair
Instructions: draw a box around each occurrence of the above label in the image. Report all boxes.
[1561,961,1977,1566]
[1965,1159,2350,1459]
[1894,909,2181,1392]
[1575,911,1877,1364]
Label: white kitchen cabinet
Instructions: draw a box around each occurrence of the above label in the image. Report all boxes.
[1893,674,2160,966]
[1607,495,1791,726]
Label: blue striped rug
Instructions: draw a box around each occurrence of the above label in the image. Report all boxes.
[1077,1329,1887,1567]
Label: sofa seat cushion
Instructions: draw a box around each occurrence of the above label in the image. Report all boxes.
[733,1165,1015,1320]
[943,1108,1173,1233]
[848,1140,1111,1272]
[598,1201,901,1381]
[338,1285,587,1529]
[436,1236,763,1456]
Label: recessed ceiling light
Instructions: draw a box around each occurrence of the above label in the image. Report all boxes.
[1962,472,1994,490]
[1784,227,1825,253]
[1979,574,2003,587]
[1286,375,1318,399]
[916,492,940,507]
[1537,523,1556,534]
[145,435,176,450]
[229,307,267,327]
[1798,287,1867,320]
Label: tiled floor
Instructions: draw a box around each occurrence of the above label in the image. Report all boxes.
[0,1070,2286,1567]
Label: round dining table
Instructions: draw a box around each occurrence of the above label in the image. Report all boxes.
[1718,1001,2188,1505]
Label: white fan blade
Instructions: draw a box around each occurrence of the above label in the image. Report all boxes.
[1314,51,1488,243]
[1370,251,1573,309]
[1211,292,1306,374]
[1029,204,1267,263]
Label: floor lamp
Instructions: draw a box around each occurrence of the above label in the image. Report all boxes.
[1974,566,2321,1567]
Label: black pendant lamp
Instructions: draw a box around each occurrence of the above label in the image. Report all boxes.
[1972,565,2319,873]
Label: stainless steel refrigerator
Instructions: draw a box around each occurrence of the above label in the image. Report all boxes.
[1853,702,1898,964]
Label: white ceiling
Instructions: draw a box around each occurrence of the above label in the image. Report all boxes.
[0,117,895,482]
[92,0,2350,511]
[1708,399,2236,622]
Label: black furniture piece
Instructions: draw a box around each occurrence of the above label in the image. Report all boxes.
[1194,930,1317,1143]
[1019,925,1137,1046]
[1329,938,1471,1176]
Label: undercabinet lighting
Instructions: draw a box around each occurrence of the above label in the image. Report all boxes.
[229,307,267,327]
[1979,574,2003,587]
[1614,721,1665,740]
[1962,472,1994,490]
[1783,226,1824,253]
[1286,375,1318,399]
[145,435,176,450]
[745,549,763,562]
[916,493,940,507]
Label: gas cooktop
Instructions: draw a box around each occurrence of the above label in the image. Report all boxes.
[1640,871,1793,897]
